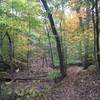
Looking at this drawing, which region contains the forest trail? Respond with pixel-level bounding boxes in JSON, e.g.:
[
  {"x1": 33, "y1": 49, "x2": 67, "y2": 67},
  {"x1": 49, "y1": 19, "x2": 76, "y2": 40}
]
[
  {"x1": 42, "y1": 66, "x2": 100, "y2": 100},
  {"x1": 4, "y1": 57, "x2": 100, "y2": 100},
  {"x1": 34, "y1": 66, "x2": 84, "y2": 100},
  {"x1": 2, "y1": 57, "x2": 100, "y2": 100},
  {"x1": 66, "y1": 66, "x2": 83, "y2": 81},
  {"x1": 13, "y1": 57, "x2": 82, "y2": 85},
  {"x1": 12, "y1": 57, "x2": 85, "y2": 100}
]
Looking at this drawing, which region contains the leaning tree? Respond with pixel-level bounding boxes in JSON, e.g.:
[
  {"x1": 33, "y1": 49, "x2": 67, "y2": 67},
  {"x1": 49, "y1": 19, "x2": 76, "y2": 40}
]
[{"x1": 40, "y1": 0, "x2": 66, "y2": 78}]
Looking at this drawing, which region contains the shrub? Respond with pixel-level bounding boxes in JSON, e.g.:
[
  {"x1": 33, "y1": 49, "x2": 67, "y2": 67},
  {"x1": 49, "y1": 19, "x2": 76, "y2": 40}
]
[{"x1": 48, "y1": 70, "x2": 61, "y2": 80}]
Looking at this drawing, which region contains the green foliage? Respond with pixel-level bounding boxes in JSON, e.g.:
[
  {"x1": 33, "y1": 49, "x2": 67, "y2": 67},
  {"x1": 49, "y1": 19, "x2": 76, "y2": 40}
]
[
  {"x1": 0, "y1": 0, "x2": 95, "y2": 66},
  {"x1": 15, "y1": 85, "x2": 49, "y2": 100},
  {"x1": 0, "y1": 82, "x2": 12, "y2": 96},
  {"x1": 16, "y1": 87, "x2": 38, "y2": 99},
  {"x1": 0, "y1": 0, "x2": 43, "y2": 63},
  {"x1": 48, "y1": 70, "x2": 61, "y2": 79},
  {"x1": 0, "y1": 83, "x2": 49, "y2": 100}
]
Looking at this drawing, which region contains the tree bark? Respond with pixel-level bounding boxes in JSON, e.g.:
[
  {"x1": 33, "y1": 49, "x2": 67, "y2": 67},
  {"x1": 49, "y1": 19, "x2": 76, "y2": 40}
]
[
  {"x1": 6, "y1": 32, "x2": 13, "y2": 62},
  {"x1": 46, "y1": 26, "x2": 54, "y2": 67},
  {"x1": 40, "y1": 0, "x2": 66, "y2": 78},
  {"x1": 0, "y1": 38, "x2": 3, "y2": 62},
  {"x1": 95, "y1": 0, "x2": 100, "y2": 69},
  {"x1": 92, "y1": 0, "x2": 100, "y2": 70},
  {"x1": 92, "y1": 1, "x2": 97, "y2": 67}
]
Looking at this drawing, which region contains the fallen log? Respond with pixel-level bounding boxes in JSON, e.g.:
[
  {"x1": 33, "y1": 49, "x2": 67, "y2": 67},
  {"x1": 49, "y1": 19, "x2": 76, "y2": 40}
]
[
  {"x1": 0, "y1": 77, "x2": 50, "y2": 82},
  {"x1": 0, "y1": 78, "x2": 12, "y2": 82}
]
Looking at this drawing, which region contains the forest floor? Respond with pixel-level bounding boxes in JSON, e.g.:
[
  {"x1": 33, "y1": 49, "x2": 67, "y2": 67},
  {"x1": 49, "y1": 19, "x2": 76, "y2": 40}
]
[
  {"x1": 12, "y1": 56, "x2": 54, "y2": 92},
  {"x1": 15, "y1": 58, "x2": 100, "y2": 100},
  {"x1": 39, "y1": 66, "x2": 100, "y2": 100},
  {"x1": 2, "y1": 57, "x2": 100, "y2": 100}
]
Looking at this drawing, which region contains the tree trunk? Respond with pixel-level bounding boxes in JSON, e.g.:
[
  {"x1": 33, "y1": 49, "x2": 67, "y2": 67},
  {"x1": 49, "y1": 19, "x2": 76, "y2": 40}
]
[
  {"x1": 92, "y1": 1, "x2": 97, "y2": 67},
  {"x1": 46, "y1": 26, "x2": 54, "y2": 67},
  {"x1": 76, "y1": 6, "x2": 89, "y2": 68},
  {"x1": 0, "y1": 38, "x2": 3, "y2": 62},
  {"x1": 92, "y1": 0, "x2": 100, "y2": 70},
  {"x1": 40, "y1": 0, "x2": 66, "y2": 78},
  {"x1": 95, "y1": 0, "x2": 100, "y2": 69},
  {"x1": 6, "y1": 32, "x2": 13, "y2": 62}
]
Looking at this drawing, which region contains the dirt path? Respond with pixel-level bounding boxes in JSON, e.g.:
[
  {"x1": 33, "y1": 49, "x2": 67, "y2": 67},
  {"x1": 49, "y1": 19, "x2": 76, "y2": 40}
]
[
  {"x1": 13, "y1": 59, "x2": 86, "y2": 99},
  {"x1": 43, "y1": 67, "x2": 83, "y2": 100},
  {"x1": 44, "y1": 67, "x2": 100, "y2": 100},
  {"x1": 34, "y1": 66, "x2": 83, "y2": 100},
  {"x1": 7, "y1": 57, "x2": 100, "y2": 100}
]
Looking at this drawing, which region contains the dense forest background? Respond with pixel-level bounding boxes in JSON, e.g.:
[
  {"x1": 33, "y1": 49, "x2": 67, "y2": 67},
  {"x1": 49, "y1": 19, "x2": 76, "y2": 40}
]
[{"x1": 0, "y1": 0, "x2": 100, "y2": 100}]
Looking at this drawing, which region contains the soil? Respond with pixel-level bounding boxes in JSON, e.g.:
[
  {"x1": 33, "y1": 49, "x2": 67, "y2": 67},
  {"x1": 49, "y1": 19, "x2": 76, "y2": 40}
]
[
  {"x1": 43, "y1": 66, "x2": 100, "y2": 100},
  {"x1": 1, "y1": 56, "x2": 100, "y2": 100}
]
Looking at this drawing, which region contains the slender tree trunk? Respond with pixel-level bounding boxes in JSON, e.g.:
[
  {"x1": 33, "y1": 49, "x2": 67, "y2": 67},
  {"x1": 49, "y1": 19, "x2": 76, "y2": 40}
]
[
  {"x1": 95, "y1": 0, "x2": 100, "y2": 69},
  {"x1": 0, "y1": 38, "x2": 3, "y2": 62},
  {"x1": 76, "y1": 6, "x2": 88, "y2": 68},
  {"x1": 92, "y1": 2, "x2": 97, "y2": 67},
  {"x1": 46, "y1": 26, "x2": 54, "y2": 67},
  {"x1": 92, "y1": 0, "x2": 100, "y2": 69},
  {"x1": 6, "y1": 32, "x2": 13, "y2": 62},
  {"x1": 83, "y1": 6, "x2": 92, "y2": 69},
  {"x1": 79, "y1": 41, "x2": 82, "y2": 61},
  {"x1": 41, "y1": 0, "x2": 66, "y2": 78}
]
